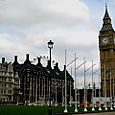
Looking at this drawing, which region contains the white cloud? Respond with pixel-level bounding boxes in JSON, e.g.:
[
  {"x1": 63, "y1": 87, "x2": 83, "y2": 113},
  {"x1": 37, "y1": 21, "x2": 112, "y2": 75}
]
[
  {"x1": 0, "y1": 33, "x2": 33, "y2": 62},
  {"x1": 0, "y1": 0, "x2": 101, "y2": 89},
  {"x1": 25, "y1": 27, "x2": 97, "y2": 48},
  {"x1": 0, "y1": 0, "x2": 90, "y2": 27},
  {"x1": 40, "y1": 0, "x2": 90, "y2": 20}
]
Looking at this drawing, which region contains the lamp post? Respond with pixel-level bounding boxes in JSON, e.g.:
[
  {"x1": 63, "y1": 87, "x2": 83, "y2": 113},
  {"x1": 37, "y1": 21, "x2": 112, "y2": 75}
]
[
  {"x1": 110, "y1": 67, "x2": 113, "y2": 110},
  {"x1": 70, "y1": 66, "x2": 72, "y2": 107},
  {"x1": 101, "y1": 65, "x2": 111, "y2": 110},
  {"x1": 74, "y1": 53, "x2": 78, "y2": 112},
  {"x1": 83, "y1": 60, "x2": 95, "y2": 112},
  {"x1": 64, "y1": 49, "x2": 67, "y2": 113},
  {"x1": 76, "y1": 60, "x2": 87, "y2": 109},
  {"x1": 47, "y1": 40, "x2": 54, "y2": 115},
  {"x1": 92, "y1": 60, "x2": 95, "y2": 111},
  {"x1": 64, "y1": 50, "x2": 78, "y2": 113},
  {"x1": 92, "y1": 67, "x2": 101, "y2": 111},
  {"x1": 74, "y1": 56, "x2": 87, "y2": 112},
  {"x1": 83, "y1": 57, "x2": 87, "y2": 112},
  {"x1": 98, "y1": 68, "x2": 102, "y2": 111}
]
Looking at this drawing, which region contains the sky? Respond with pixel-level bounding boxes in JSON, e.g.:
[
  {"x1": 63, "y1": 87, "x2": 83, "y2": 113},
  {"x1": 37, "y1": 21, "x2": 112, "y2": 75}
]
[{"x1": 0, "y1": 0, "x2": 115, "y2": 88}]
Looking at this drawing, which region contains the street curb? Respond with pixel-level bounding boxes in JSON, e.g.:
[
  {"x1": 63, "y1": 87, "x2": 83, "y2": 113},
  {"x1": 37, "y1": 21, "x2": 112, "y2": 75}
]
[{"x1": 54, "y1": 110, "x2": 115, "y2": 115}]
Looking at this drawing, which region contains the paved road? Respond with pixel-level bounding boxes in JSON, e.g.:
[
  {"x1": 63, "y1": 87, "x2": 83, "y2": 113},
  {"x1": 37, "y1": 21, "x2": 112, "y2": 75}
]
[{"x1": 72, "y1": 112, "x2": 115, "y2": 115}]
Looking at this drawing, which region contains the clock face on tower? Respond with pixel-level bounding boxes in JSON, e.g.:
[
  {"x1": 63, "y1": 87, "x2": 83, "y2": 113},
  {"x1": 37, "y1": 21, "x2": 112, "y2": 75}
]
[{"x1": 102, "y1": 37, "x2": 109, "y2": 45}]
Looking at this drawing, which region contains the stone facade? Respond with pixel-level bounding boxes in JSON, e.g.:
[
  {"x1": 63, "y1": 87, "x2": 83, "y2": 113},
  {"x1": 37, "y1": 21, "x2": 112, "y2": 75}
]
[
  {"x1": 0, "y1": 58, "x2": 20, "y2": 103},
  {"x1": 12, "y1": 54, "x2": 74, "y2": 105},
  {"x1": 99, "y1": 7, "x2": 115, "y2": 97}
]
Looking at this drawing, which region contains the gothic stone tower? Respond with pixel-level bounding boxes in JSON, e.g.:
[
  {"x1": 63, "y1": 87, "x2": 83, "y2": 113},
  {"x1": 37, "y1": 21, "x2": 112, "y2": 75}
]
[{"x1": 99, "y1": 6, "x2": 115, "y2": 97}]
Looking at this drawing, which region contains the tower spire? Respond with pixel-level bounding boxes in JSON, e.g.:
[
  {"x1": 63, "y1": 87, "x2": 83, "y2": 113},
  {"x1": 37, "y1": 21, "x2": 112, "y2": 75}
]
[
  {"x1": 100, "y1": 2, "x2": 114, "y2": 32},
  {"x1": 105, "y1": 0, "x2": 108, "y2": 8},
  {"x1": 103, "y1": 1, "x2": 110, "y2": 20}
]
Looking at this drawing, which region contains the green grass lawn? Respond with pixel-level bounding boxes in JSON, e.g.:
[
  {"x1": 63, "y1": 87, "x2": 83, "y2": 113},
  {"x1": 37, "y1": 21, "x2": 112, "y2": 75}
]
[
  {"x1": 0, "y1": 105, "x2": 64, "y2": 115},
  {"x1": 0, "y1": 105, "x2": 48, "y2": 115},
  {"x1": 0, "y1": 105, "x2": 115, "y2": 115},
  {"x1": 0, "y1": 105, "x2": 69, "y2": 115}
]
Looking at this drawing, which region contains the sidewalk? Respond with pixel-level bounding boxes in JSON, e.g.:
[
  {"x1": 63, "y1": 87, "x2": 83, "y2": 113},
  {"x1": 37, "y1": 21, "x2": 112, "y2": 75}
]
[{"x1": 72, "y1": 112, "x2": 115, "y2": 115}]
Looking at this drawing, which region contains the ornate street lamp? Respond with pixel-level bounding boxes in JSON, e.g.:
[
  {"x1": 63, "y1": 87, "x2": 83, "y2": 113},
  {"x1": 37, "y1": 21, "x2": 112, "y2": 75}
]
[{"x1": 47, "y1": 40, "x2": 54, "y2": 115}]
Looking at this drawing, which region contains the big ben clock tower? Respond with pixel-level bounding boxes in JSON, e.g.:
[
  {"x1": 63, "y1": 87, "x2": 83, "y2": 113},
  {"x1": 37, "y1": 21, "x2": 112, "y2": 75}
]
[{"x1": 99, "y1": 6, "x2": 115, "y2": 97}]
